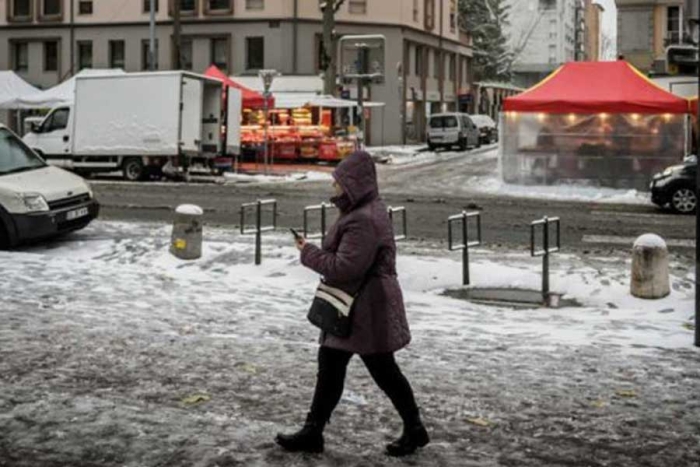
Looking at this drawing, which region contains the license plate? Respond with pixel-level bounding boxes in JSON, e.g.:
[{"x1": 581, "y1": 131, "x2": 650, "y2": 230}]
[{"x1": 66, "y1": 207, "x2": 89, "y2": 221}]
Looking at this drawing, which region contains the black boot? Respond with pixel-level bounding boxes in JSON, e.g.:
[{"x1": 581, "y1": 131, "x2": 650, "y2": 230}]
[
  {"x1": 386, "y1": 421, "x2": 430, "y2": 457},
  {"x1": 275, "y1": 415, "x2": 325, "y2": 454}
]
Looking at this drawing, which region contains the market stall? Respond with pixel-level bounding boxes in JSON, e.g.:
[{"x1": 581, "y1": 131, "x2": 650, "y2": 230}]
[{"x1": 501, "y1": 61, "x2": 692, "y2": 189}]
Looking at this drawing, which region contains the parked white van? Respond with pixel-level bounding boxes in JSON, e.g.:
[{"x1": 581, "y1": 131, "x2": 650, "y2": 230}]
[
  {"x1": 0, "y1": 125, "x2": 98, "y2": 248},
  {"x1": 426, "y1": 113, "x2": 481, "y2": 152}
]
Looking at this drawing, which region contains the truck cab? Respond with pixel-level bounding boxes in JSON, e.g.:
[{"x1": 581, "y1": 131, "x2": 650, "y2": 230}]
[
  {"x1": 22, "y1": 105, "x2": 73, "y2": 169},
  {"x1": 0, "y1": 124, "x2": 98, "y2": 248}
]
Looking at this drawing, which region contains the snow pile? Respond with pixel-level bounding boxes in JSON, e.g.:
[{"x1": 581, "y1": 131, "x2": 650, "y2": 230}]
[
  {"x1": 633, "y1": 233, "x2": 668, "y2": 249},
  {"x1": 224, "y1": 170, "x2": 333, "y2": 184},
  {"x1": 175, "y1": 204, "x2": 204, "y2": 216}
]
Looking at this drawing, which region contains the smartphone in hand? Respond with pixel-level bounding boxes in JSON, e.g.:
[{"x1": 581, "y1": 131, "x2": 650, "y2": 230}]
[{"x1": 290, "y1": 228, "x2": 303, "y2": 240}]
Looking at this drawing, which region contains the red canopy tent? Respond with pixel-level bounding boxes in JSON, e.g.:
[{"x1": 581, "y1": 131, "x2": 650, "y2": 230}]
[
  {"x1": 503, "y1": 61, "x2": 689, "y2": 114},
  {"x1": 204, "y1": 65, "x2": 274, "y2": 109}
]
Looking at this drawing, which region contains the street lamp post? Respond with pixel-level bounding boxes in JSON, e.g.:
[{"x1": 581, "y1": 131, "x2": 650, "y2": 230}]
[{"x1": 258, "y1": 69, "x2": 278, "y2": 175}]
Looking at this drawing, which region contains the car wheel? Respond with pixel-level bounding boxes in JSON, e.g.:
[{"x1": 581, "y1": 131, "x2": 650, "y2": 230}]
[
  {"x1": 123, "y1": 157, "x2": 145, "y2": 181},
  {"x1": 670, "y1": 186, "x2": 697, "y2": 214},
  {"x1": 458, "y1": 137, "x2": 468, "y2": 151}
]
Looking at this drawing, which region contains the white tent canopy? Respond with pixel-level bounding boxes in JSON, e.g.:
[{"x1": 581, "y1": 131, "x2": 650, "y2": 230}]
[
  {"x1": 0, "y1": 71, "x2": 42, "y2": 110},
  {"x1": 306, "y1": 95, "x2": 386, "y2": 108},
  {"x1": 15, "y1": 68, "x2": 126, "y2": 109}
]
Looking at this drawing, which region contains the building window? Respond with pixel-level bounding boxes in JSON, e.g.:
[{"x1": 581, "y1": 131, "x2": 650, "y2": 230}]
[
  {"x1": 433, "y1": 50, "x2": 440, "y2": 79},
  {"x1": 171, "y1": 0, "x2": 197, "y2": 14},
  {"x1": 181, "y1": 39, "x2": 193, "y2": 70},
  {"x1": 109, "y1": 40, "x2": 126, "y2": 69},
  {"x1": 667, "y1": 6, "x2": 681, "y2": 44},
  {"x1": 348, "y1": 0, "x2": 366, "y2": 14},
  {"x1": 44, "y1": 41, "x2": 58, "y2": 72},
  {"x1": 206, "y1": 0, "x2": 231, "y2": 13},
  {"x1": 415, "y1": 45, "x2": 423, "y2": 76},
  {"x1": 78, "y1": 41, "x2": 93, "y2": 70},
  {"x1": 548, "y1": 44, "x2": 557, "y2": 64},
  {"x1": 413, "y1": 0, "x2": 419, "y2": 22},
  {"x1": 78, "y1": 1, "x2": 93, "y2": 14},
  {"x1": 211, "y1": 38, "x2": 229, "y2": 72},
  {"x1": 143, "y1": 0, "x2": 159, "y2": 12},
  {"x1": 10, "y1": 0, "x2": 32, "y2": 20},
  {"x1": 424, "y1": 0, "x2": 435, "y2": 30},
  {"x1": 449, "y1": 0, "x2": 456, "y2": 32},
  {"x1": 449, "y1": 54, "x2": 456, "y2": 81},
  {"x1": 246, "y1": 0, "x2": 264, "y2": 10},
  {"x1": 42, "y1": 0, "x2": 61, "y2": 17},
  {"x1": 246, "y1": 36, "x2": 264, "y2": 70},
  {"x1": 13, "y1": 42, "x2": 29, "y2": 72},
  {"x1": 142, "y1": 40, "x2": 159, "y2": 70}
]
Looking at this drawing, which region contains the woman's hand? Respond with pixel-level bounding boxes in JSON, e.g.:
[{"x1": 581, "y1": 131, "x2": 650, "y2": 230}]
[{"x1": 295, "y1": 236, "x2": 306, "y2": 251}]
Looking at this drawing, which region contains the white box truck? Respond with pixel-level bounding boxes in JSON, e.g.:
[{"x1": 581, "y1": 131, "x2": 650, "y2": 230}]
[{"x1": 23, "y1": 71, "x2": 242, "y2": 181}]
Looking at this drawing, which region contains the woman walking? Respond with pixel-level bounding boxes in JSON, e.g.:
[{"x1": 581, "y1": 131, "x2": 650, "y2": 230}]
[{"x1": 275, "y1": 151, "x2": 429, "y2": 457}]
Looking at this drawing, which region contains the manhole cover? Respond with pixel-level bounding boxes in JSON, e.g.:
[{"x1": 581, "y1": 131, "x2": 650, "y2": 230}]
[{"x1": 442, "y1": 287, "x2": 581, "y2": 309}]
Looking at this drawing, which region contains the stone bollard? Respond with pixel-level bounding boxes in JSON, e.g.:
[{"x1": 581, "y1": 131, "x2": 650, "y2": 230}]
[
  {"x1": 631, "y1": 234, "x2": 670, "y2": 299},
  {"x1": 170, "y1": 204, "x2": 203, "y2": 260}
]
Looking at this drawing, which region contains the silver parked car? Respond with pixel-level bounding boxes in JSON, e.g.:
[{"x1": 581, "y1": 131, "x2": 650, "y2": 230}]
[{"x1": 426, "y1": 113, "x2": 481, "y2": 152}]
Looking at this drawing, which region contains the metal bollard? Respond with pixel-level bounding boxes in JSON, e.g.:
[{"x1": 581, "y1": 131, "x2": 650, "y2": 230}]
[
  {"x1": 388, "y1": 206, "x2": 408, "y2": 241},
  {"x1": 530, "y1": 216, "x2": 561, "y2": 303},
  {"x1": 448, "y1": 211, "x2": 482, "y2": 285},
  {"x1": 303, "y1": 202, "x2": 333, "y2": 242},
  {"x1": 240, "y1": 199, "x2": 277, "y2": 265}
]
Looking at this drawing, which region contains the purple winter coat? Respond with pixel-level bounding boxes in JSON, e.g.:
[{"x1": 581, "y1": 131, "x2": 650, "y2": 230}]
[{"x1": 300, "y1": 151, "x2": 411, "y2": 355}]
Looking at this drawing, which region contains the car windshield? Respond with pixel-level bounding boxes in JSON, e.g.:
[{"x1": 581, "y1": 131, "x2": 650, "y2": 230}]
[
  {"x1": 0, "y1": 129, "x2": 46, "y2": 176},
  {"x1": 430, "y1": 116, "x2": 458, "y2": 129}
]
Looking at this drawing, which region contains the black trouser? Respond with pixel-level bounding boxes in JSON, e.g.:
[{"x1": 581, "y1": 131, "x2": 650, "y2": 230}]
[{"x1": 309, "y1": 346, "x2": 420, "y2": 428}]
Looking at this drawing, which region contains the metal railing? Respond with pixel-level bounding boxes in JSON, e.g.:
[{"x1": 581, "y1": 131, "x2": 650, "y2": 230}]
[
  {"x1": 388, "y1": 206, "x2": 408, "y2": 241},
  {"x1": 448, "y1": 211, "x2": 482, "y2": 285},
  {"x1": 303, "y1": 202, "x2": 333, "y2": 242},
  {"x1": 240, "y1": 199, "x2": 277, "y2": 265},
  {"x1": 530, "y1": 216, "x2": 561, "y2": 302}
]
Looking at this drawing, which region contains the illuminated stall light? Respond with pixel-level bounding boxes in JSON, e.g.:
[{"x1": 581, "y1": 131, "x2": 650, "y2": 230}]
[
  {"x1": 663, "y1": 113, "x2": 673, "y2": 122},
  {"x1": 567, "y1": 113, "x2": 577, "y2": 123},
  {"x1": 631, "y1": 113, "x2": 640, "y2": 122},
  {"x1": 599, "y1": 113, "x2": 608, "y2": 120},
  {"x1": 537, "y1": 113, "x2": 546, "y2": 122}
]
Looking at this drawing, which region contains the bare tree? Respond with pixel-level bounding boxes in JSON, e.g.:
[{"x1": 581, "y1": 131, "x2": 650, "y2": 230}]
[{"x1": 320, "y1": 0, "x2": 346, "y2": 96}]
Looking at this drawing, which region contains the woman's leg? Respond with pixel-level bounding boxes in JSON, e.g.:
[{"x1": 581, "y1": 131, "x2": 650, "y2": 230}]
[
  {"x1": 309, "y1": 346, "x2": 354, "y2": 424},
  {"x1": 361, "y1": 352, "x2": 419, "y2": 425},
  {"x1": 361, "y1": 352, "x2": 429, "y2": 456},
  {"x1": 276, "y1": 346, "x2": 353, "y2": 453}
]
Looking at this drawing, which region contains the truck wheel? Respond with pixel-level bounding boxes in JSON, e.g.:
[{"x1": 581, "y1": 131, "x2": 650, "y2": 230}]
[
  {"x1": 123, "y1": 158, "x2": 145, "y2": 181},
  {"x1": 458, "y1": 138, "x2": 467, "y2": 151}
]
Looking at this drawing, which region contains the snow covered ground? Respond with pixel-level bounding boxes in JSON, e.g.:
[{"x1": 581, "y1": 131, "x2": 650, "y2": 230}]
[{"x1": 0, "y1": 221, "x2": 698, "y2": 466}]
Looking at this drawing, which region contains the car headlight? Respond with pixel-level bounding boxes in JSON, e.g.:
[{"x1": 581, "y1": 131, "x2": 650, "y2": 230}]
[
  {"x1": 21, "y1": 193, "x2": 49, "y2": 212},
  {"x1": 662, "y1": 165, "x2": 684, "y2": 177}
]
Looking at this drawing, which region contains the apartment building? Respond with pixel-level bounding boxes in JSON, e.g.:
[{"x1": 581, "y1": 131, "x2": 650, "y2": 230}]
[
  {"x1": 584, "y1": 0, "x2": 604, "y2": 61},
  {"x1": 616, "y1": 0, "x2": 699, "y2": 74},
  {"x1": 0, "y1": 0, "x2": 473, "y2": 145},
  {"x1": 505, "y1": 0, "x2": 586, "y2": 88}
]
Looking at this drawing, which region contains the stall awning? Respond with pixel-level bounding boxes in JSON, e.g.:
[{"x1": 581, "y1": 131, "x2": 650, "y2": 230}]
[
  {"x1": 503, "y1": 61, "x2": 691, "y2": 114},
  {"x1": 205, "y1": 66, "x2": 273, "y2": 109},
  {"x1": 691, "y1": 96, "x2": 698, "y2": 116},
  {"x1": 0, "y1": 71, "x2": 42, "y2": 110}
]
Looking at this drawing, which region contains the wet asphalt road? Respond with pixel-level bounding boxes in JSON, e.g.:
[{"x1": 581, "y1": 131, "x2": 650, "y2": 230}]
[{"x1": 91, "y1": 148, "x2": 696, "y2": 258}]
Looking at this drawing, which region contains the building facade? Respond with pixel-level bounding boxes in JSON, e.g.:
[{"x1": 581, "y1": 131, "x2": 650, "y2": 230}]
[
  {"x1": 616, "y1": 0, "x2": 699, "y2": 74},
  {"x1": 505, "y1": 0, "x2": 586, "y2": 88},
  {"x1": 0, "y1": 0, "x2": 473, "y2": 145},
  {"x1": 584, "y1": 0, "x2": 604, "y2": 61}
]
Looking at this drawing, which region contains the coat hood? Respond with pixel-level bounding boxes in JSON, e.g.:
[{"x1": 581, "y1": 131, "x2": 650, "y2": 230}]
[{"x1": 332, "y1": 151, "x2": 378, "y2": 210}]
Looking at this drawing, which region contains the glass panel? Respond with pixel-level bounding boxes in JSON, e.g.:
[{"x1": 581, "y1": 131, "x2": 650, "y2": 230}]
[
  {"x1": 79, "y1": 1, "x2": 93, "y2": 14},
  {"x1": 44, "y1": 0, "x2": 61, "y2": 16},
  {"x1": 110, "y1": 41, "x2": 125, "y2": 69},
  {"x1": 144, "y1": 0, "x2": 159, "y2": 12},
  {"x1": 246, "y1": 0, "x2": 264, "y2": 10},
  {"x1": 51, "y1": 109, "x2": 69, "y2": 130},
  {"x1": 13, "y1": 0, "x2": 31, "y2": 17},
  {"x1": 44, "y1": 41, "x2": 58, "y2": 71},
  {"x1": 349, "y1": 0, "x2": 366, "y2": 14},
  {"x1": 79, "y1": 42, "x2": 92, "y2": 70},
  {"x1": 14, "y1": 43, "x2": 28, "y2": 72},
  {"x1": 142, "y1": 40, "x2": 159, "y2": 70},
  {"x1": 181, "y1": 0, "x2": 195, "y2": 12},
  {"x1": 0, "y1": 129, "x2": 45, "y2": 174},
  {"x1": 181, "y1": 40, "x2": 193, "y2": 70},
  {"x1": 209, "y1": 0, "x2": 230, "y2": 10},
  {"x1": 246, "y1": 37, "x2": 264, "y2": 70}
]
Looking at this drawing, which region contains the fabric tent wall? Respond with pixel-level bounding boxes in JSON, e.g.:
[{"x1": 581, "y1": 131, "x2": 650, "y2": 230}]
[
  {"x1": 0, "y1": 71, "x2": 42, "y2": 110},
  {"x1": 503, "y1": 61, "x2": 690, "y2": 115},
  {"x1": 15, "y1": 69, "x2": 126, "y2": 109}
]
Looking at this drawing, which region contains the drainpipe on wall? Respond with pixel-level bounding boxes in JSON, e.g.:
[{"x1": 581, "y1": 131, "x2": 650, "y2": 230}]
[
  {"x1": 439, "y1": 0, "x2": 444, "y2": 109},
  {"x1": 293, "y1": 0, "x2": 298, "y2": 74},
  {"x1": 70, "y1": 0, "x2": 75, "y2": 76}
]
